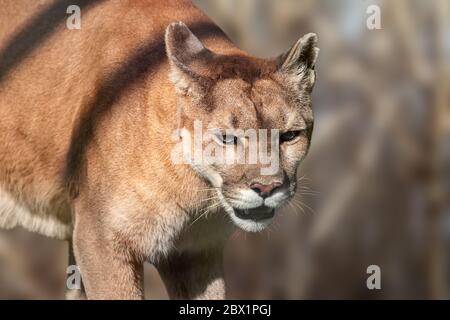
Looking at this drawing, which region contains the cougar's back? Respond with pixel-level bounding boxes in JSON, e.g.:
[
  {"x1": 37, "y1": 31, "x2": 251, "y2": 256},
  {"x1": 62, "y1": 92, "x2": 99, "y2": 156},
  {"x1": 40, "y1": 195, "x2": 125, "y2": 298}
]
[{"x1": 0, "y1": 0, "x2": 219, "y2": 239}]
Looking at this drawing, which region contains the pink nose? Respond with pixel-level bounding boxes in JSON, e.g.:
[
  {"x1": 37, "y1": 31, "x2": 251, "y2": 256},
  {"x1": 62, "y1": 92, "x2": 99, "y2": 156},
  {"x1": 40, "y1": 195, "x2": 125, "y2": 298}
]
[{"x1": 250, "y1": 182, "x2": 282, "y2": 198}]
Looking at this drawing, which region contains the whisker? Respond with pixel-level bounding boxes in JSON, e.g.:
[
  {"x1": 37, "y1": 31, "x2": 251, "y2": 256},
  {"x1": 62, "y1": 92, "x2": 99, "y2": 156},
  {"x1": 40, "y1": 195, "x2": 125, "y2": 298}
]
[
  {"x1": 289, "y1": 198, "x2": 307, "y2": 215},
  {"x1": 199, "y1": 196, "x2": 220, "y2": 203},
  {"x1": 298, "y1": 192, "x2": 320, "y2": 197},
  {"x1": 196, "y1": 188, "x2": 219, "y2": 192},
  {"x1": 298, "y1": 200, "x2": 315, "y2": 215},
  {"x1": 292, "y1": 196, "x2": 316, "y2": 216},
  {"x1": 298, "y1": 186, "x2": 320, "y2": 194},
  {"x1": 297, "y1": 176, "x2": 311, "y2": 183},
  {"x1": 189, "y1": 200, "x2": 221, "y2": 228}
]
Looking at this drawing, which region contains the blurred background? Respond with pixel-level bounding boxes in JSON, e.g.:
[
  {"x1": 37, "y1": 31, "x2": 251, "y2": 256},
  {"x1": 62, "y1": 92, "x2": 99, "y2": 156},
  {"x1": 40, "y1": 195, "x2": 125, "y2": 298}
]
[{"x1": 0, "y1": 0, "x2": 449, "y2": 299}]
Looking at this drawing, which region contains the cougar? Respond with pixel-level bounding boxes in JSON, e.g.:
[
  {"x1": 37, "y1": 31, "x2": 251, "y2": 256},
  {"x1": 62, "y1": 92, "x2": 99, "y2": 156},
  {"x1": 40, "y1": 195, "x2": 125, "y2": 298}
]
[{"x1": 0, "y1": 0, "x2": 318, "y2": 299}]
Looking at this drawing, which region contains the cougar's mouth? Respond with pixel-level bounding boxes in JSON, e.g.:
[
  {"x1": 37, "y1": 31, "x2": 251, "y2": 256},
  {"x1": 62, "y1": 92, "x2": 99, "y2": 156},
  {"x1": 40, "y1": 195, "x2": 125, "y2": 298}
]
[
  {"x1": 234, "y1": 206, "x2": 275, "y2": 221},
  {"x1": 216, "y1": 190, "x2": 275, "y2": 232}
]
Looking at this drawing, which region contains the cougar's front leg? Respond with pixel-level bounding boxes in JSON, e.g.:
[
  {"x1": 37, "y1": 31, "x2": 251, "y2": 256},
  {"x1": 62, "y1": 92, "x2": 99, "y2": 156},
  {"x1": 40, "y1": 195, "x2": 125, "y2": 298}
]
[
  {"x1": 157, "y1": 248, "x2": 226, "y2": 300},
  {"x1": 72, "y1": 205, "x2": 144, "y2": 300}
]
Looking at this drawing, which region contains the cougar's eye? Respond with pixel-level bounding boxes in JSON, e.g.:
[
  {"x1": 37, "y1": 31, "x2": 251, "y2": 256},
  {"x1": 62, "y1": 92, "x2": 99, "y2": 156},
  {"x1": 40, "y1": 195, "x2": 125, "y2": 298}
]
[
  {"x1": 280, "y1": 130, "x2": 302, "y2": 143},
  {"x1": 217, "y1": 134, "x2": 238, "y2": 145}
]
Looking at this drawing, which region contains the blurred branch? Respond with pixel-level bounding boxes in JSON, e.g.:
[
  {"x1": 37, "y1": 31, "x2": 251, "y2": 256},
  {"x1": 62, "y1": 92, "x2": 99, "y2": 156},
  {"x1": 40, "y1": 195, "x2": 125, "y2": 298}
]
[
  {"x1": 310, "y1": 97, "x2": 399, "y2": 244},
  {"x1": 389, "y1": 0, "x2": 433, "y2": 85},
  {"x1": 423, "y1": 0, "x2": 450, "y2": 300}
]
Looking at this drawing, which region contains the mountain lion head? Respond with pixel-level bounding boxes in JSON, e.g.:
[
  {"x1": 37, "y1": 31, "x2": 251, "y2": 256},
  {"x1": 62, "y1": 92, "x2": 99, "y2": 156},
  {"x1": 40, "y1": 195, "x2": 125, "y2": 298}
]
[{"x1": 166, "y1": 22, "x2": 319, "y2": 232}]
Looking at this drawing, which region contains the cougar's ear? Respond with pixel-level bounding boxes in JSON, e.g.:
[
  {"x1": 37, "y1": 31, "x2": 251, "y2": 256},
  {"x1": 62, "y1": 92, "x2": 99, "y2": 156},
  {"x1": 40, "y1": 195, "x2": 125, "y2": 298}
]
[
  {"x1": 277, "y1": 33, "x2": 319, "y2": 91},
  {"x1": 165, "y1": 22, "x2": 213, "y2": 95}
]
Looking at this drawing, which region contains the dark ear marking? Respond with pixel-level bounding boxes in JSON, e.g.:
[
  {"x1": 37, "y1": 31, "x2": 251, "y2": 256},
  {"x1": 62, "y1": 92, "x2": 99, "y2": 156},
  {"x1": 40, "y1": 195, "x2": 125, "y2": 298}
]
[
  {"x1": 277, "y1": 33, "x2": 319, "y2": 89},
  {"x1": 165, "y1": 22, "x2": 208, "y2": 72},
  {"x1": 279, "y1": 33, "x2": 319, "y2": 73},
  {"x1": 165, "y1": 21, "x2": 213, "y2": 94}
]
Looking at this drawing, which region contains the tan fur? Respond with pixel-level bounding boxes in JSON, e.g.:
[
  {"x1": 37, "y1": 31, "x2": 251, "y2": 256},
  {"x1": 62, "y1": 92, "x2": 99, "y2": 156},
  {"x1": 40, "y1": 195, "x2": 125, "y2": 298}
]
[{"x1": 0, "y1": 0, "x2": 318, "y2": 299}]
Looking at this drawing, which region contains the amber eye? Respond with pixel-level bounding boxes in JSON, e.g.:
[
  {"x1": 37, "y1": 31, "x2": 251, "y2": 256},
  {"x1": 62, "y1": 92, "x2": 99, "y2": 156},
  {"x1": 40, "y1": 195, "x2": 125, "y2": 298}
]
[
  {"x1": 280, "y1": 130, "x2": 302, "y2": 143},
  {"x1": 218, "y1": 134, "x2": 238, "y2": 145}
]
